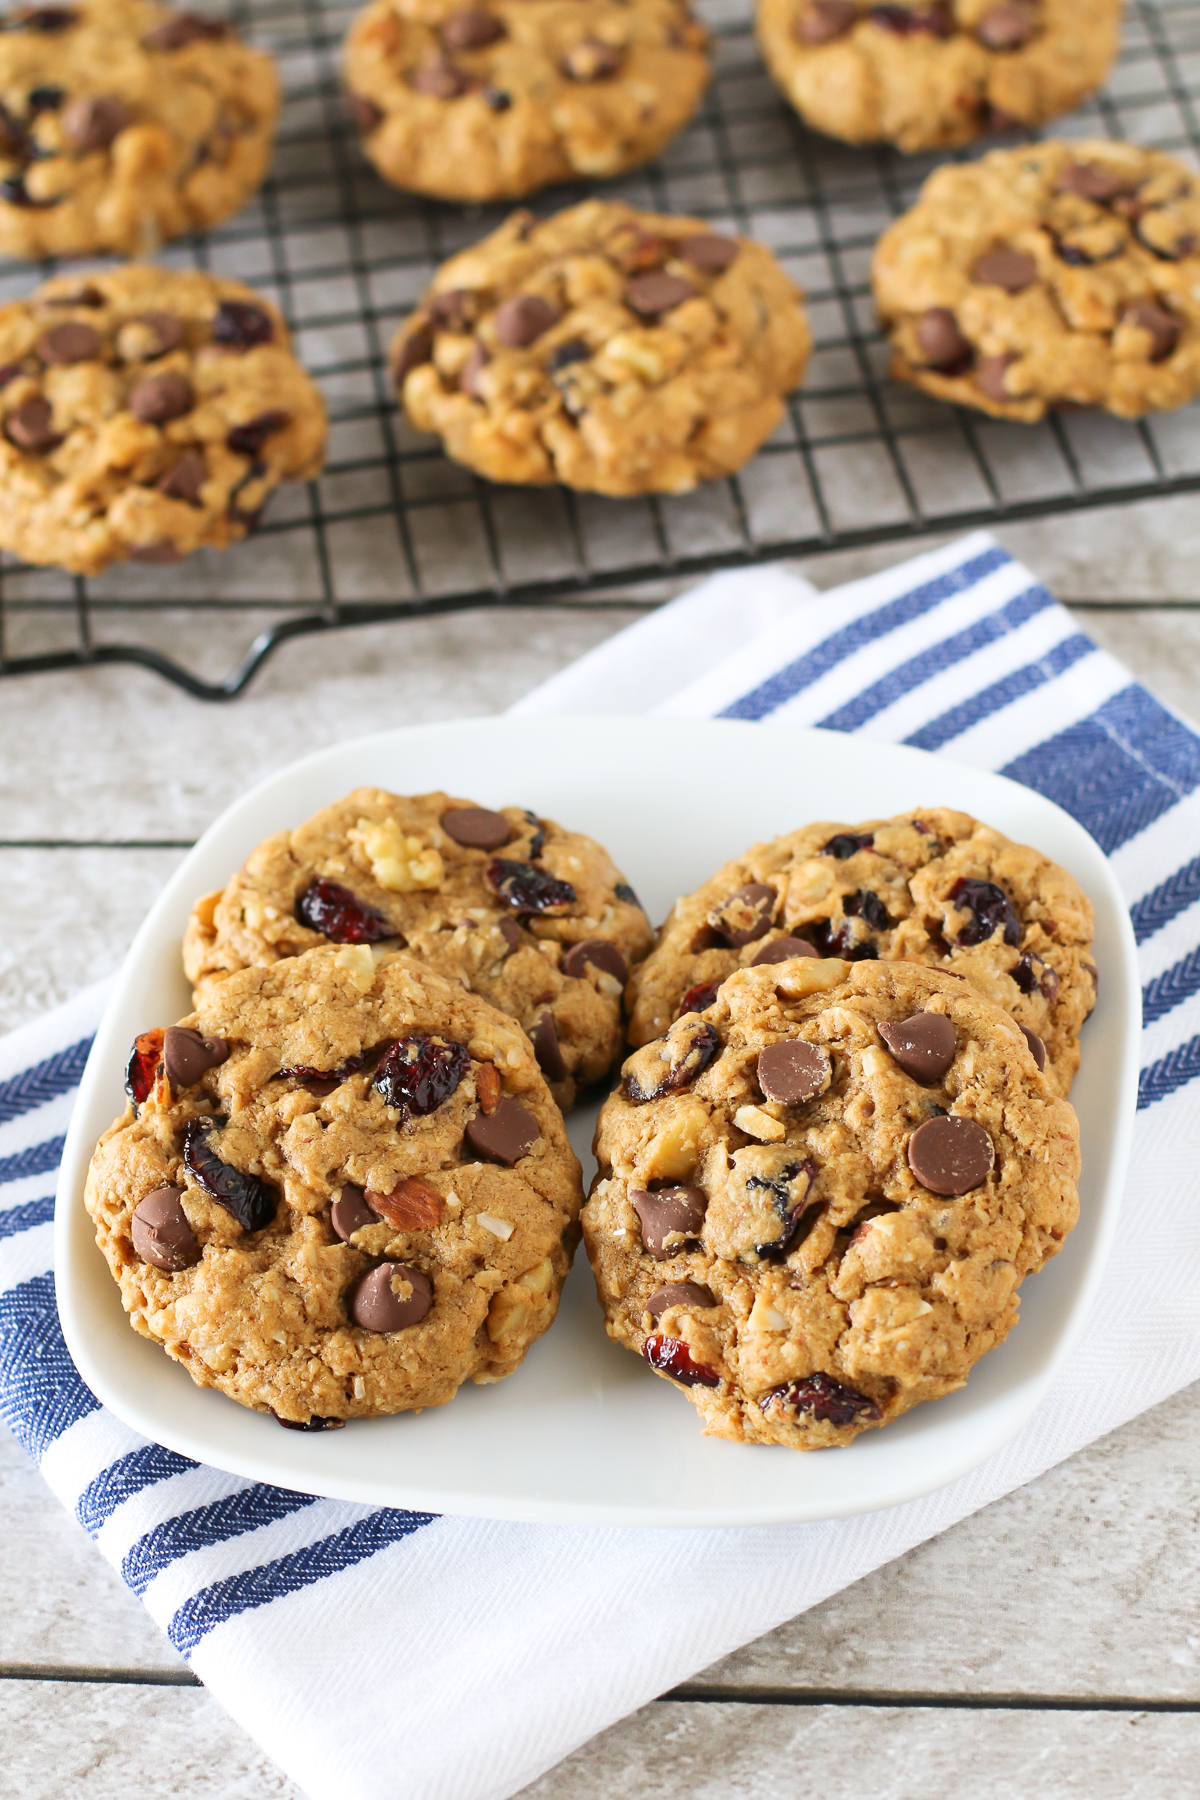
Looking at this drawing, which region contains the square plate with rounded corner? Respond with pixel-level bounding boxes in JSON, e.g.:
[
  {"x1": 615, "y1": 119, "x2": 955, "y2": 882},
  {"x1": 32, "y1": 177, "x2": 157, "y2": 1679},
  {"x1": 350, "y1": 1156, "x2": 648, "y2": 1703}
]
[{"x1": 55, "y1": 716, "x2": 1139, "y2": 1528}]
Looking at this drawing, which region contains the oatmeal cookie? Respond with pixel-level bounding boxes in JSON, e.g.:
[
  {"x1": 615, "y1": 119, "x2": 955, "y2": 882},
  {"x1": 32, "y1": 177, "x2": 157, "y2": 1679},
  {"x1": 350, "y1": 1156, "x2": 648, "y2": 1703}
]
[
  {"x1": 184, "y1": 787, "x2": 654, "y2": 1109},
  {"x1": 873, "y1": 140, "x2": 1200, "y2": 421},
  {"x1": 0, "y1": 264, "x2": 326, "y2": 576},
  {"x1": 0, "y1": 2, "x2": 279, "y2": 259},
  {"x1": 85, "y1": 945, "x2": 584, "y2": 1424},
  {"x1": 757, "y1": 0, "x2": 1119, "y2": 155},
  {"x1": 390, "y1": 199, "x2": 811, "y2": 496},
  {"x1": 343, "y1": 0, "x2": 709, "y2": 202},
  {"x1": 584, "y1": 956, "x2": 1080, "y2": 1448},
  {"x1": 625, "y1": 808, "x2": 1096, "y2": 1096}
]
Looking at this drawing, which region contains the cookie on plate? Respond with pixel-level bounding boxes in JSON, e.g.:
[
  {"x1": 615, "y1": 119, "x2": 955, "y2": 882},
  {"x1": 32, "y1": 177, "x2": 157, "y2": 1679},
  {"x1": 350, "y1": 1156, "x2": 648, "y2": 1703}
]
[
  {"x1": 184, "y1": 787, "x2": 654, "y2": 1110},
  {"x1": 343, "y1": 0, "x2": 709, "y2": 202},
  {"x1": 584, "y1": 956, "x2": 1080, "y2": 1448},
  {"x1": 874, "y1": 140, "x2": 1200, "y2": 421},
  {"x1": 0, "y1": 1, "x2": 279, "y2": 259},
  {"x1": 625, "y1": 808, "x2": 1096, "y2": 1096},
  {"x1": 756, "y1": 0, "x2": 1120, "y2": 155},
  {"x1": 390, "y1": 200, "x2": 811, "y2": 495},
  {"x1": 85, "y1": 945, "x2": 584, "y2": 1425},
  {"x1": 0, "y1": 265, "x2": 326, "y2": 575}
]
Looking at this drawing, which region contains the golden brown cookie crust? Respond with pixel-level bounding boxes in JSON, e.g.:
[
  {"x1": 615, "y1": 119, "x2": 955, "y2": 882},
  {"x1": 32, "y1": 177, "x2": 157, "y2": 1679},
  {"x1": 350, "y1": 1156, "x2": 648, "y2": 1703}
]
[
  {"x1": 344, "y1": 0, "x2": 709, "y2": 201},
  {"x1": 184, "y1": 786, "x2": 654, "y2": 1110},
  {"x1": 873, "y1": 140, "x2": 1200, "y2": 421},
  {"x1": 585, "y1": 957, "x2": 1080, "y2": 1448},
  {"x1": 0, "y1": 265, "x2": 327, "y2": 576},
  {"x1": 756, "y1": 0, "x2": 1120, "y2": 154},
  {"x1": 0, "y1": 1, "x2": 279, "y2": 258},
  {"x1": 625, "y1": 807, "x2": 1096, "y2": 1096},
  {"x1": 391, "y1": 199, "x2": 812, "y2": 496},
  {"x1": 85, "y1": 947, "x2": 584, "y2": 1424}
]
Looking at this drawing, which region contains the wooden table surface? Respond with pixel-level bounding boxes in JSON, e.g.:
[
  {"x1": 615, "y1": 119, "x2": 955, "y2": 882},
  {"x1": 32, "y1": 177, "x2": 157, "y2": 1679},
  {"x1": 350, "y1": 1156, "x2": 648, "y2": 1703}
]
[{"x1": 5, "y1": 496, "x2": 1200, "y2": 1799}]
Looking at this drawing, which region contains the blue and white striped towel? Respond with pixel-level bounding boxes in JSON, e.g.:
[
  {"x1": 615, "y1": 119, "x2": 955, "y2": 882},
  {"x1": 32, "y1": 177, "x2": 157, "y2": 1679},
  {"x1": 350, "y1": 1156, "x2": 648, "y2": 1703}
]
[{"x1": 5, "y1": 529, "x2": 1200, "y2": 1800}]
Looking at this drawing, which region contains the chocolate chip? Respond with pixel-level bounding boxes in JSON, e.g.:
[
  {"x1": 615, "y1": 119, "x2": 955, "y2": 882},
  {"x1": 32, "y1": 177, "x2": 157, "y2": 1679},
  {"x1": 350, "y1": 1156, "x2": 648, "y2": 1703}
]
[
  {"x1": 227, "y1": 409, "x2": 289, "y2": 455},
  {"x1": 548, "y1": 337, "x2": 590, "y2": 372},
  {"x1": 625, "y1": 271, "x2": 695, "y2": 317},
  {"x1": 975, "y1": 1, "x2": 1035, "y2": 48},
  {"x1": 129, "y1": 370, "x2": 193, "y2": 424},
  {"x1": 348, "y1": 1261, "x2": 433, "y2": 1331},
  {"x1": 970, "y1": 246, "x2": 1038, "y2": 292},
  {"x1": 331, "y1": 1184, "x2": 375, "y2": 1241},
  {"x1": 17, "y1": 7, "x2": 77, "y2": 30},
  {"x1": 0, "y1": 362, "x2": 20, "y2": 388},
  {"x1": 162, "y1": 1025, "x2": 228, "y2": 1087},
  {"x1": 441, "y1": 805, "x2": 510, "y2": 849},
  {"x1": 347, "y1": 89, "x2": 383, "y2": 132},
  {"x1": 131, "y1": 1186, "x2": 200, "y2": 1272},
  {"x1": 907, "y1": 1115, "x2": 993, "y2": 1195},
  {"x1": 482, "y1": 84, "x2": 510, "y2": 110},
  {"x1": 60, "y1": 94, "x2": 130, "y2": 150},
  {"x1": 27, "y1": 88, "x2": 62, "y2": 116},
  {"x1": 710, "y1": 882, "x2": 776, "y2": 947},
  {"x1": 131, "y1": 310, "x2": 186, "y2": 358},
  {"x1": 460, "y1": 342, "x2": 490, "y2": 398},
  {"x1": 631, "y1": 1186, "x2": 707, "y2": 1259},
  {"x1": 1020, "y1": 1024, "x2": 1046, "y2": 1070},
  {"x1": 823, "y1": 831, "x2": 873, "y2": 860},
  {"x1": 561, "y1": 938, "x2": 628, "y2": 984},
  {"x1": 532, "y1": 1011, "x2": 567, "y2": 1082},
  {"x1": 562, "y1": 37, "x2": 623, "y2": 79},
  {"x1": 751, "y1": 936, "x2": 819, "y2": 966},
  {"x1": 393, "y1": 322, "x2": 434, "y2": 383},
  {"x1": 429, "y1": 289, "x2": 475, "y2": 328},
  {"x1": 794, "y1": 0, "x2": 857, "y2": 42},
  {"x1": 1057, "y1": 160, "x2": 1133, "y2": 202},
  {"x1": 157, "y1": 450, "x2": 206, "y2": 504},
  {"x1": 976, "y1": 352, "x2": 1017, "y2": 402},
  {"x1": 44, "y1": 284, "x2": 103, "y2": 308},
  {"x1": 915, "y1": 306, "x2": 971, "y2": 371},
  {"x1": 6, "y1": 396, "x2": 60, "y2": 452},
  {"x1": 0, "y1": 175, "x2": 38, "y2": 208},
  {"x1": 130, "y1": 539, "x2": 185, "y2": 563},
  {"x1": 465, "y1": 1096, "x2": 540, "y2": 1164},
  {"x1": 143, "y1": 12, "x2": 230, "y2": 50},
  {"x1": 757, "y1": 1039, "x2": 829, "y2": 1104},
  {"x1": 410, "y1": 56, "x2": 470, "y2": 97},
  {"x1": 1121, "y1": 300, "x2": 1180, "y2": 362},
  {"x1": 440, "y1": 8, "x2": 505, "y2": 48},
  {"x1": 870, "y1": 2, "x2": 952, "y2": 34},
  {"x1": 39, "y1": 321, "x2": 101, "y2": 364},
  {"x1": 498, "y1": 917, "x2": 522, "y2": 952},
  {"x1": 212, "y1": 299, "x2": 274, "y2": 349},
  {"x1": 646, "y1": 1281, "x2": 715, "y2": 1318},
  {"x1": 493, "y1": 293, "x2": 559, "y2": 348},
  {"x1": 878, "y1": 1012, "x2": 956, "y2": 1083},
  {"x1": 677, "y1": 233, "x2": 740, "y2": 274}
]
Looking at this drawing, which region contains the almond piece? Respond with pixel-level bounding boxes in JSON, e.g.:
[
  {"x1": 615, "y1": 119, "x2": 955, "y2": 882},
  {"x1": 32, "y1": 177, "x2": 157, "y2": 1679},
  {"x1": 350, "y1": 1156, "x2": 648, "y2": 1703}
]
[
  {"x1": 476, "y1": 1061, "x2": 502, "y2": 1114},
  {"x1": 365, "y1": 1176, "x2": 444, "y2": 1230}
]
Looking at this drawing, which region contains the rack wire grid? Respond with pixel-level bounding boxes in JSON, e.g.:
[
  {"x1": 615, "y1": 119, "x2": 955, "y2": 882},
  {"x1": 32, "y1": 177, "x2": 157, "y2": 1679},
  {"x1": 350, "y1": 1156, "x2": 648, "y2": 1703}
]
[{"x1": 0, "y1": 0, "x2": 1198, "y2": 699}]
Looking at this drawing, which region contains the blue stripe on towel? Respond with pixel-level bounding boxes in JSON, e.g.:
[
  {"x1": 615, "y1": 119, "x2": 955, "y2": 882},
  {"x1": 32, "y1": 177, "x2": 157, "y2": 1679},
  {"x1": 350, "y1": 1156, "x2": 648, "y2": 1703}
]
[
  {"x1": 78, "y1": 1443, "x2": 201, "y2": 1537},
  {"x1": 0, "y1": 1272, "x2": 99, "y2": 1457},
  {"x1": 0, "y1": 1195, "x2": 53, "y2": 1241},
  {"x1": 124, "y1": 1485, "x2": 319, "y2": 1596},
  {"x1": 0, "y1": 1037, "x2": 93, "y2": 1126},
  {"x1": 905, "y1": 634, "x2": 1094, "y2": 753},
  {"x1": 0, "y1": 1137, "x2": 66, "y2": 1187},
  {"x1": 1129, "y1": 854, "x2": 1200, "y2": 946}
]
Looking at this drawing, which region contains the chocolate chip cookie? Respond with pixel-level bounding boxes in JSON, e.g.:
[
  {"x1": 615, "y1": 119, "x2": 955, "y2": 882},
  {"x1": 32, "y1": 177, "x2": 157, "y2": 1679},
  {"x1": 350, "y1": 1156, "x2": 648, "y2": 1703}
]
[
  {"x1": 874, "y1": 140, "x2": 1200, "y2": 421},
  {"x1": 390, "y1": 199, "x2": 811, "y2": 495},
  {"x1": 584, "y1": 956, "x2": 1080, "y2": 1448},
  {"x1": 0, "y1": 2, "x2": 279, "y2": 258},
  {"x1": 625, "y1": 808, "x2": 1096, "y2": 1097},
  {"x1": 757, "y1": 0, "x2": 1119, "y2": 154},
  {"x1": 184, "y1": 787, "x2": 654, "y2": 1110},
  {"x1": 85, "y1": 945, "x2": 584, "y2": 1424},
  {"x1": 0, "y1": 264, "x2": 327, "y2": 575},
  {"x1": 344, "y1": 0, "x2": 709, "y2": 202}
]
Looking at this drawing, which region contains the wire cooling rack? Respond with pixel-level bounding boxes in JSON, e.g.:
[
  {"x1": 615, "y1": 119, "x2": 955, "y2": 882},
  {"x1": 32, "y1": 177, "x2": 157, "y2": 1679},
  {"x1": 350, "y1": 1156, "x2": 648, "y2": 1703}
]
[{"x1": 1, "y1": 0, "x2": 1198, "y2": 699}]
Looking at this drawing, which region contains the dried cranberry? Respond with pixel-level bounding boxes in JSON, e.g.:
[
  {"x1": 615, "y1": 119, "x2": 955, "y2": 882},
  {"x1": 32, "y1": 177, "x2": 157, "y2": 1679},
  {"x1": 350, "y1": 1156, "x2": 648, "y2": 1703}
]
[
  {"x1": 949, "y1": 877, "x2": 1021, "y2": 947},
  {"x1": 843, "y1": 888, "x2": 890, "y2": 931},
  {"x1": 615, "y1": 881, "x2": 643, "y2": 909},
  {"x1": 747, "y1": 1159, "x2": 820, "y2": 1261},
  {"x1": 124, "y1": 1028, "x2": 164, "y2": 1107},
  {"x1": 212, "y1": 300, "x2": 274, "y2": 349},
  {"x1": 809, "y1": 918, "x2": 879, "y2": 961},
  {"x1": 226, "y1": 410, "x2": 289, "y2": 456},
  {"x1": 374, "y1": 1033, "x2": 469, "y2": 1118},
  {"x1": 486, "y1": 858, "x2": 576, "y2": 914},
  {"x1": 295, "y1": 876, "x2": 392, "y2": 943},
  {"x1": 279, "y1": 1054, "x2": 366, "y2": 1096},
  {"x1": 822, "y1": 831, "x2": 874, "y2": 860},
  {"x1": 643, "y1": 1334, "x2": 720, "y2": 1388},
  {"x1": 869, "y1": 2, "x2": 952, "y2": 33},
  {"x1": 271, "y1": 1412, "x2": 346, "y2": 1431},
  {"x1": 520, "y1": 808, "x2": 545, "y2": 860},
  {"x1": 624, "y1": 1018, "x2": 720, "y2": 1102},
  {"x1": 677, "y1": 980, "x2": 721, "y2": 1017},
  {"x1": 15, "y1": 8, "x2": 78, "y2": 30},
  {"x1": 183, "y1": 1118, "x2": 277, "y2": 1232},
  {"x1": 1012, "y1": 951, "x2": 1059, "y2": 1001},
  {"x1": 761, "y1": 1372, "x2": 881, "y2": 1426}
]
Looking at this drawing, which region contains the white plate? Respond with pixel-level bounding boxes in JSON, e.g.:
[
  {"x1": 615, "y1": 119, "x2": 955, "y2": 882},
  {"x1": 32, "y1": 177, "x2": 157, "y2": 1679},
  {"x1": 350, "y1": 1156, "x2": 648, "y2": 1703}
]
[{"x1": 56, "y1": 716, "x2": 1139, "y2": 1528}]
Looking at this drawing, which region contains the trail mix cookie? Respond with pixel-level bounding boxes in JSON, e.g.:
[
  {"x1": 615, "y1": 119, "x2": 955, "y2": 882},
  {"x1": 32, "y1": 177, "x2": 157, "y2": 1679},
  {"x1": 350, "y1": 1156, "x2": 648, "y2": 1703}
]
[
  {"x1": 0, "y1": 265, "x2": 326, "y2": 575},
  {"x1": 756, "y1": 0, "x2": 1119, "y2": 154},
  {"x1": 390, "y1": 199, "x2": 811, "y2": 495},
  {"x1": 184, "y1": 787, "x2": 654, "y2": 1110},
  {"x1": 626, "y1": 808, "x2": 1096, "y2": 1097},
  {"x1": 0, "y1": 1, "x2": 279, "y2": 259},
  {"x1": 344, "y1": 0, "x2": 709, "y2": 202},
  {"x1": 584, "y1": 957, "x2": 1080, "y2": 1448},
  {"x1": 85, "y1": 946, "x2": 584, "y2": 1424},
  {"x1": 874, "y1": 141, "x2": 1200, "y2": 421}
]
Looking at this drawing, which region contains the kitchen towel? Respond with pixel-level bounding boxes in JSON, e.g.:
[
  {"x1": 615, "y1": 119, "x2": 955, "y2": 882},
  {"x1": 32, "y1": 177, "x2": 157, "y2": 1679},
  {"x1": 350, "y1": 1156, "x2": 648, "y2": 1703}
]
[{"x1": 3, "y1": 529, "x2": 1199, "y2": 1800}]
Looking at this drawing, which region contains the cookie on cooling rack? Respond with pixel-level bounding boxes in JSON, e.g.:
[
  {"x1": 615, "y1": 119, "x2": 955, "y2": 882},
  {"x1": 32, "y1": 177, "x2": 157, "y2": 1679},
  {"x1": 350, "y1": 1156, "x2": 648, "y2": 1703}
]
[
  {"x1": 0, "y1": 1, "x2": 279, "y2": 259},
  {"x1": 85, "y1": 947, "x2": 584, "y2": 1425},
  {"x1": 584, "y1": 957, "x2": 1080, "y2": 1448},
  {"x1": 874, "y1": 140, "x2": 1200, "y2": 421},
  {"x1": 343, "y1": 0, "x2": 710, "y2": 202},
  {"x1": 755, "y1": 0, "x2": 1120, "y2": 155},
  {"x1": 625, "y1": 807, "x2": 1096, "y2": 1097},
  {"x1": 389, "y1": 199, "x2": 812, "y2": 495},
  {"x1": 184, "y1": 786, "x2": 654, "y2": 1110},
  {"x1": 0, "y1": 265, "x2": 326, "y2": 576}
]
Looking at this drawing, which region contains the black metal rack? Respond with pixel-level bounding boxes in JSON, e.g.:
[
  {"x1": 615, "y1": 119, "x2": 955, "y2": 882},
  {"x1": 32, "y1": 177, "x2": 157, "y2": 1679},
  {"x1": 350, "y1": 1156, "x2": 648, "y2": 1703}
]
[{"x1": 0, "y1": 0, "x2": 1197, "y2": 699}]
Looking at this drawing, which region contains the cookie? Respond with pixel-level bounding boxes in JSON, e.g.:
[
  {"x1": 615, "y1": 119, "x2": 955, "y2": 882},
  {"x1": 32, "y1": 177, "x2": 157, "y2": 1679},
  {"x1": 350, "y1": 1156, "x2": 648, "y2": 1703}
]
[
  {"x1": 0, "y1": 2, "x2": 279, "y2": 259},
  {"x1": 183, "y1": 787, "x2": 654, "y2": 1110},
  {"x1": 584, "y1": 956, "x2": 1080, "y2": 1448},
  {"x1": 85, "y1": 945, "x2": 584, "y2": 1424},
  {"x1": 756, "y1": 0, "x2": 1119, "y2": 154},
  {"x1": 625, "y1": 808, "x2": 1096, "y2": 1097},
  {"x1": 390, "y1": 200, "x2": 811, "y2": 495},
  {"x1": 0, "y1": 264, "x2": 327, "y2": 576},
  {"x1": 344, "y1": 0, "x2": 709, "y2": 202},
  {"x1": 873, "y1": 140, "x2": 1200, "y2": 421}
]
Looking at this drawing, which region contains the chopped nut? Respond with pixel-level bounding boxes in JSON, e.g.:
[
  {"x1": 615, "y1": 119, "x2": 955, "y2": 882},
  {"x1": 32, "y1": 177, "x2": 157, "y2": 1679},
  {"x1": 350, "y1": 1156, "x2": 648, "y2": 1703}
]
[
  {"x1": 477, "y1": 1212, "x2": 515, "y2": 1240},
  {"x1": 747, "y1": 1294, "x2": 788, "y2": 1332},
  {"x1": 353, "y1": 1375, "x2": 366, "y2": 1400},
  {"x1": 348, "y1": 816, "x2": 444, "y2": 892},
  {"x1": 365, "y1": 1176, "x2": 443, "y2": 1230},
  {"x1": 486, "y1": 1256, "x2": 555, "y2": 1339},
  {"x1": 642, "y1": 1101, "x2": 710, "y2": 1181},
  {"x1": 734, "y1": 1104, "x2": 787, "y2": 1142},
  {"x1": 476, "y1": 1061, "x2": 502, "y2": 1114},
  {"x1": 333, "y1": 944, "x2": 376, "y2": 991},
  {"x1": 859, "y1": 1046, "x2": 893, "y2": 1079},
  {"x1": 775, "y1": 957, "x2": 849, "y2": 998}
]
